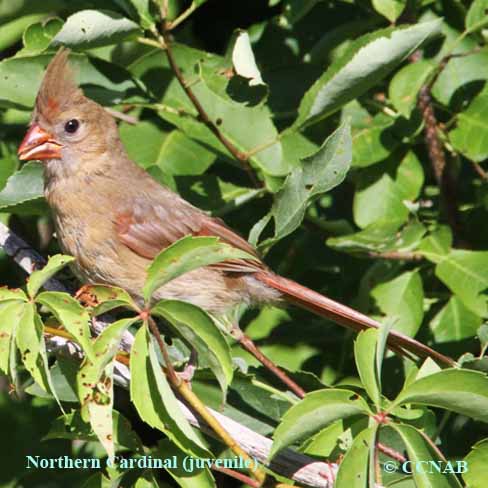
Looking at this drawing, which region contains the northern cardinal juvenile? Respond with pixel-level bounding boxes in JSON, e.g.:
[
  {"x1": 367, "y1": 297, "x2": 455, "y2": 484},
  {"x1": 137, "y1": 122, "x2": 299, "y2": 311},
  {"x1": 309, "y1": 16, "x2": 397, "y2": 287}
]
[{"x1": 17, "y1": 48, "x2": 452, "y2": 367}]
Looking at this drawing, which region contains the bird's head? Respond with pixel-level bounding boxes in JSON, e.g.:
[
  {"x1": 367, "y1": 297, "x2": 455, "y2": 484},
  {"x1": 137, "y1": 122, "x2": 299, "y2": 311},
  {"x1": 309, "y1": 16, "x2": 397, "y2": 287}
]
[{"x1": 17, "y1": 48, "x2": 119, "y2": 175}]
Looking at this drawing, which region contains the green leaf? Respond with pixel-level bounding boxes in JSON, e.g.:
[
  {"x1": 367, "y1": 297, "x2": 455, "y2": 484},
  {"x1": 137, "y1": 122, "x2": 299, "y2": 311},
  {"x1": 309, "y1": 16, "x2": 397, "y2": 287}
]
[
  {"x1": 449, "y1": 85, "x2": 488, "y2": 162},
  {"x1": 130, "y1": 324, "x2": 210, "y2": 457},
  {"x1": 435, "y1": 249, "x2": 488, "y2": 316},
  {"x1": 129, "y1": 0, "x2": 156, "y2": 28},
  {"x1": 463, "y1": 439, "x2": 488, "y2": 488},
  {"x1": 371, "y1": 270, "x2": 424, "y2": 337},
  {"x1": 80, "y1": 326, "x2": 142, "y2": 457},
  {"x1": 328, "y1": 220, "x2": 426, "y2": 254},
  {"x1": 16, "y1": 302, "x2": 50, "y2": 391},
  {"x1": 393, "y1": 369, "x2": 488, "y2": 423},
  {"x1": 270, "y1": 389, "x2": 370, "y2": 457},
  {"x1": 0, "y1": 287, "x2": 28, "y2": 302},
  {"x1": 466, "y1": 0, "x2": 488, "y2": 33},
  {"x1": 86, "y1": 285, "x2": 139, "y2": 316},
  {"x1": 130, "y1": 44, "x2": 290, "y2": 177},
  {"x1": 156, "y1": 439, "x2": 215, "y2": 488},
  {"x1": 151, "y1": 300, "x2": 233, "y2": 395},
  {"x1": 143, "y1": 236, "x2": 258, "y2": 301},
  {"x1": 392, "y1": 424, "x2": 462, "y2": 487},
  {"x1": 52, "y1": 9, "x2": 141, "y2": 49},
  {"x1": 432, "y1": 50, "x2": 488, "y2": 106},
  {"x1": 0, "y1": 13, "x2": 48, "y2": 52},
  {"x1": 36, "y1": 292, "x2": 95, "y2": 361},
  {"x1": 354, "y1": 329, "x2": 380, "y2": 406},
  {"x1": 45, "y1": 409, "x2": 144, "y2": 453},
  {"x1": 0, "y1": 301, "x2": 24, "y2": 375},
  {"x1": 266, "y1": 122, "x2": 351, "y2": 244},
  {"x1": 389, "y1": 60, "x2": 434, "y2": 117},
  {"x1": 27, "y1": 254, "x2": 74, "y2": 298},
  {"x1": 419, "y1": 225, "x2": 452, "y2": 263},
  {"x1": 372, "y1": 0, "x2": 406, "y2": 22},
  {"x1": 351, "y1": 112, "x2": 398, "y2": 168},
  {"x1": 294, "y1": 19, "x2": 442, "y2": 127},
  {"x1": 430, "y1": 296, "x2": 482, "y2": 343},
  {"x1": 479, "y1": 324, "x2": 488, "y2": 349},
  {"x1": 0, "y1": 162, "x2": 47, "y2": 215},
  {"x1": 335, "y1": 426, "x2": 377, "y2": 488},
  {"x1": 353, "y1": 152, "x2": 424, "y2": 228},
  {"x1": 0, "y1": 51, "x2": 142, "y2": 109},
  {"x1": 20, "y1": 17, "x2": 63, "y2": 55}
]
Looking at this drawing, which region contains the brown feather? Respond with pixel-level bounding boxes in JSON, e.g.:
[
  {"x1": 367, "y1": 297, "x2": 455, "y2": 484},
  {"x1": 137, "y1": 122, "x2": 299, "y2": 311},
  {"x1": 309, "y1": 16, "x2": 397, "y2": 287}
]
[{"x1": 36, "y1": 47, "x2": 84, "y2": 121}]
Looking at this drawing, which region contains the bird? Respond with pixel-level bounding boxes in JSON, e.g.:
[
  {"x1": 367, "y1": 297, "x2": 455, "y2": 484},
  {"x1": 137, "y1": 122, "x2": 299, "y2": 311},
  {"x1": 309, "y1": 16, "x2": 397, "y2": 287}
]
[{"x1": 17, "y1": 48, "x2": 452, "y2": 368}]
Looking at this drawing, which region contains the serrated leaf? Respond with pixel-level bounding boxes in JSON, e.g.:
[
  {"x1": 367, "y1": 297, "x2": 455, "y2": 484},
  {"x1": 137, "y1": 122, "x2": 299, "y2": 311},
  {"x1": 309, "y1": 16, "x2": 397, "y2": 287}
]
[
  {"x1": 430, "y1": 296, "x2": 481, "y2": 343},
  {"x1": 151, "y1": 300, "x2": 233, "y2": 395},
  {"x1": 27, "y1": 254, "x2": 74, "y2": 298},
  {"x1": 143, "y1": 236, "x2": 258, "y2": 301},
  {"x1": 270, "y1": 389, "x2": 370, "y2": 458},
  {"x1": 36, "y1": 292, "x2": 95, "y2": 361},
  {"x1": 53, "y1": 9, "x2": 141, "y2": 49},
  {"x1": 371, "y1": 270, "x2": 424, "y2": 337},
  {"x1": 266, "y1": 122, "x2": 351, "y2": 244},
  {"x1": 354, "y1": 329, "x2": 380, "y2": 406},
  {"x1": 435, "y1": 250, "x2": 488, "y2": 316},
  {"x1": 393, "y1": 369, "x2": 488, "y2": 423},
  {"x1": 295, "y1": 19, "x2": 442, "y2": 127},
  {"x1": 130, "y1": 325, "x2": 210, "y2": 457},
  {"x1": 392, "y1": 424, "x2": 462, "y2": 487},
  {"x1": 0, "y1": 162, "x2": 46, "y2": 215}
]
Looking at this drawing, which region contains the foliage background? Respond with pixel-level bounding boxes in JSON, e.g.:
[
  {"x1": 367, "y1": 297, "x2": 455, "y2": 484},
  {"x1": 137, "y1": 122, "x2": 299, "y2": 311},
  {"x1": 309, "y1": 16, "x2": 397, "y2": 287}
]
[{"x1": 1, "y1": 0, "x2": 488, "y2": 487}]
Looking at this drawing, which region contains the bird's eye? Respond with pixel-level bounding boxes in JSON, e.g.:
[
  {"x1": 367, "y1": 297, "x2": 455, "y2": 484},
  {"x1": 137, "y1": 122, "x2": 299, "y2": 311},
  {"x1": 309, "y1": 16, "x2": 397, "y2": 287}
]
[{"x1": 64, "y1": 119, "x2": 80, "y2": 134}]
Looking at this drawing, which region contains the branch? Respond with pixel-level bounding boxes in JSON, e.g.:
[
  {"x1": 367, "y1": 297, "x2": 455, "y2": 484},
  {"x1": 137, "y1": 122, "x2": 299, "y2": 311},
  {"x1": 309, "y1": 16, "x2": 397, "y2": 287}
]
[
  {"x1": 153, "y1": 29, "x2": 260, "y2": 187},
  {"x1": 0, "y1": 221, "x2": 336, "y2": 487}
]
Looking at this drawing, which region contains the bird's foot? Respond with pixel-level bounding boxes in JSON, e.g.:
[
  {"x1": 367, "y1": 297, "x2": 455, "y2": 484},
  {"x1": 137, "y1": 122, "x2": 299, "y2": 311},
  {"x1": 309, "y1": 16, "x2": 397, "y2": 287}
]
[
  {"x1": 176, "y1": 349, "x2": 198, "y2": 385},
  {"x1": 75, "y1": 285, "x2": 99, "y2": 307}
]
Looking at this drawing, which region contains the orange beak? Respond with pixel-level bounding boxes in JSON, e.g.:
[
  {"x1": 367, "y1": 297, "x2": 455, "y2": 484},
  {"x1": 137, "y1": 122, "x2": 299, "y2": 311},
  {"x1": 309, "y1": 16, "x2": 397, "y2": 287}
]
[{"x1": 17, "y1": 123, "x2": 63, "y2": 161}]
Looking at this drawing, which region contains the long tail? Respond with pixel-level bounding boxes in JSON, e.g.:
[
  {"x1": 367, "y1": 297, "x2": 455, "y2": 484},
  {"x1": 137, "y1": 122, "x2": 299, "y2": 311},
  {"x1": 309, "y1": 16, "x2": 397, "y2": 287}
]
[{"x1": 255, "y1": 271, "x2": 455, "y2": 368}]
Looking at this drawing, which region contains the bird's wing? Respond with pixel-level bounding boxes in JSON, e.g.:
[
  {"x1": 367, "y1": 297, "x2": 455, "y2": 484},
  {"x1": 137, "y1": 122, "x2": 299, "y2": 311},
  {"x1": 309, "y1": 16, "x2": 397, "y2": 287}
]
[{"x1": 114, "y1": 194, "x2": 263, "y2": 273}]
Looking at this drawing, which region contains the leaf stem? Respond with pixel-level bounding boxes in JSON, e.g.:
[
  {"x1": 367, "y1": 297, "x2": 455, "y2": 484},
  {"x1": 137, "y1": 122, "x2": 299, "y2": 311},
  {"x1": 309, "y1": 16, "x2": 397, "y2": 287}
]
[{"x1": 166, "y1": 2, "x2": 199, "y2": 31}]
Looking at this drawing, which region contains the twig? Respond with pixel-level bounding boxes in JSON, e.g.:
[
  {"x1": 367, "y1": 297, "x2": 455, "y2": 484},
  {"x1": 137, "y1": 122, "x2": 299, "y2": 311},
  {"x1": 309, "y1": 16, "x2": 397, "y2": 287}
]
[
  {"x1": 0, "y1": 221, "x2": 336, "y2": 488},
  {"x1": 377, "y1": 442, "x2": 406, "y2": 463},
  {"x1": 212, "y1": 465, "x2": 260, "y2": 488},
  {"x1": 166, "y1": 2, "x2": 200, "y2": 31},
  {"x1": 147, "y1": 317, "x2": 267, "y2": 484},
  {"x1": 472, "y1": 161, "x2": 488, "y2": 181},
  {"x1": 418, "y1": 85, "x2": 463, "y2": 243},
  {"x1": 105, "y1": 108, "x2": 138, "y2": 125},
  {"x1": 153, "y1": 29, "x2": 260, "y2": 187},
  {"x1": 366, "y1": 251, "x2": 423, "y2": 261},
  {"x1": 233, "y1": 328, "x2": 306, "y2": 399},
  {"x1": 0, "y1": 221, "x2": 134, "y2": 352}
]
